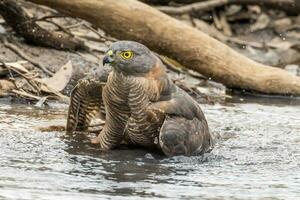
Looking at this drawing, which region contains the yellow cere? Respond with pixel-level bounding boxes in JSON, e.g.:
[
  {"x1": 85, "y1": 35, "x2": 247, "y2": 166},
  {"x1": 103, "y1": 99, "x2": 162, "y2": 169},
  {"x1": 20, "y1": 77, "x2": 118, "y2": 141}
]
[
  {"x1": 120, "y1": 51, "x2": 134, "y2": 60},
  {"x1": 107, "y1": 50, "x2": 114, "y2": 56}
]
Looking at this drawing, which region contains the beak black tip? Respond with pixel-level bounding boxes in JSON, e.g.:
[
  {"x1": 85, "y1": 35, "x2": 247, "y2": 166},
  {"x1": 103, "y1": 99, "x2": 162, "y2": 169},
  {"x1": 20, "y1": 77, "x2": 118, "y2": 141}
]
[{"x1": 102, "y1": 55, "x2": 109, "y2": 66}]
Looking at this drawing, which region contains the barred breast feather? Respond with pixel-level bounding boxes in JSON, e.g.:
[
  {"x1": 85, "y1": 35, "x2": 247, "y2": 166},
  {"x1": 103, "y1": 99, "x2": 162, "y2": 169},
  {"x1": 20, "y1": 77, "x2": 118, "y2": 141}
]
[{"x1": 96, "y1": 71, "x2": 131, "y2": 149}]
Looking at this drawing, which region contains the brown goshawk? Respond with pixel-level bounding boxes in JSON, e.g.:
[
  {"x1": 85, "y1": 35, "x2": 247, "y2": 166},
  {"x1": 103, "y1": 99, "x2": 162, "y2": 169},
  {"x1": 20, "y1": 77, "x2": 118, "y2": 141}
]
[{"x1": 66, "y1": 41, "x2": 214, "y2": 156}]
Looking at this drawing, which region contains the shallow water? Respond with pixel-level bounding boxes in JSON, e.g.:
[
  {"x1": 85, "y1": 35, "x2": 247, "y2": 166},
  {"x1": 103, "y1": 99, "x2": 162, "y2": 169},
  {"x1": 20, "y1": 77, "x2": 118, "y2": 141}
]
[{"x1": 0, "y1": 97, "x2": 299, "y2": 200}]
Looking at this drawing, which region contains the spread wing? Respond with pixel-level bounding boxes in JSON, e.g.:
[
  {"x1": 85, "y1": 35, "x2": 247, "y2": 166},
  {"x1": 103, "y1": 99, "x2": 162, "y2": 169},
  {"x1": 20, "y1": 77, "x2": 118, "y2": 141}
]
[{"x1": 66, "y1": 79, "x2": 106, "y2": 134}]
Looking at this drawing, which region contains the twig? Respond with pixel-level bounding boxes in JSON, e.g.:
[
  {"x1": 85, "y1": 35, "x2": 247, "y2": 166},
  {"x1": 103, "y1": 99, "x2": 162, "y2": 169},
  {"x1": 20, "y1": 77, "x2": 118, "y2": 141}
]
[
  {"x1": 226, "y1": 37, "x2": 280, "y2": 49},
  {"x1": 212, "y1": 9, "x2": 222, "y2": 30},
  {"x1": 227, "y1": 37, "x2": 265, "y2": 49},
  {"x1": 43, "y1": 19, "x2": 74, "y2": 37},
  {"x1": 12, "y1": 89, "x2": 68, "y2": 102},
  {"x1": 63, "y1": 22, "x2": 85, "y2": 30},
  {"x1": 157, "y1": 0, "x2": 229, "y2": 15},
  {"x1": 157, "y1": 54, "x2": 207, "y2": 80},
  {"x1": 0, "y1": 61, "x2": 14, "y2": 78},
  {"x1": 32, "y1": 14, "x2": 66, "y2": 22},
  {"x1": 156, "y1": 54, "x2": 183, "y2": 73},
  {"x1": 3, "y1": 39, "x2": 54, "y2": 75},
  {"x1": 12, "y1": 89, "x2": 42, "y2": 100}
]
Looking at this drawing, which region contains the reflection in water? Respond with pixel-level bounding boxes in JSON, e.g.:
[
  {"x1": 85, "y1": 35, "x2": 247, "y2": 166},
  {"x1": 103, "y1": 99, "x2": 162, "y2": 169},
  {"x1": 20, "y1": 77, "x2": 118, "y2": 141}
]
[{"x1": 0, "y1": 99, "x2": 299, "y2": 199}]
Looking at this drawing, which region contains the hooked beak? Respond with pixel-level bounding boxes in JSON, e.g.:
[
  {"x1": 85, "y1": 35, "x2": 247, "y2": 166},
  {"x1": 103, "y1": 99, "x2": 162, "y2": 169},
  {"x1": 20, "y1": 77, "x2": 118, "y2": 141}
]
[{"x1": 102, "y1": 50, "x2": 114, "y2": 66}]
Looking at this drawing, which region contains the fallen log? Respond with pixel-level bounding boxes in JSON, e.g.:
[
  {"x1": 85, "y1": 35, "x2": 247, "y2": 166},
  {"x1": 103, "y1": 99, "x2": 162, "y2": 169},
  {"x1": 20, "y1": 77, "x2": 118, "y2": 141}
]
[{"x1": 25, "y1": 0, "x2": 300, "y2": 95}]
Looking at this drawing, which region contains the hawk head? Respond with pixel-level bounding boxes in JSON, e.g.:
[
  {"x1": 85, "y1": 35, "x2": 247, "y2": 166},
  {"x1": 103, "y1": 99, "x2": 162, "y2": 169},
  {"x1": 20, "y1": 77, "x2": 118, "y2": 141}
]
[{"x1": 103, "y1": 41, "x2": 157, "y2": 76}]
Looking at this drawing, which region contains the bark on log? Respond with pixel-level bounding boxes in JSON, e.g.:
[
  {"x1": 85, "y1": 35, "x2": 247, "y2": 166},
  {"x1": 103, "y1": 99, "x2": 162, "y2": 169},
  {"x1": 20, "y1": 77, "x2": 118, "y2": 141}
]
[{"x1": 25, "y1": 0, "x2": 300, "y2": 95}]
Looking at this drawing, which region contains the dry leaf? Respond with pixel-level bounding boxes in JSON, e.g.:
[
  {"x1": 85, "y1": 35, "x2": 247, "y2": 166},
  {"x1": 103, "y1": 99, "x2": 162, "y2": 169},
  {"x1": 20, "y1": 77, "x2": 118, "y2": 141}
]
[
  {"x1": 0, "y1": 61, "x2": 29, "y2": 75},
  {"x1": 4, "y1": 61, "x2": 29, "y2": 73},
  {"x1": 12, "y1": 89, "x2": 42, "y2": 100},
  {"x1": 37, "y1": 61, "x2": 73, "y2": 92}
]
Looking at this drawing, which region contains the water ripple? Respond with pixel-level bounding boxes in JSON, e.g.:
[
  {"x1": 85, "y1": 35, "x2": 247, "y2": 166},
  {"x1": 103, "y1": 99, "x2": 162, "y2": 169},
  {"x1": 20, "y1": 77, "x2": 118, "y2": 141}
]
[{"x1": 0, "y1": 102, "x2": 299, "y2": 199}]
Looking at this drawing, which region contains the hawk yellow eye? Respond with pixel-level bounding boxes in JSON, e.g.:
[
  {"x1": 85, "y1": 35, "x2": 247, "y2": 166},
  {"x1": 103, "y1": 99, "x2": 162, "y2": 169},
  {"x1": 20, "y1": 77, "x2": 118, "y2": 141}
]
[{"x1": 120, "y1": 51, "x2": 134, "y2": 60}]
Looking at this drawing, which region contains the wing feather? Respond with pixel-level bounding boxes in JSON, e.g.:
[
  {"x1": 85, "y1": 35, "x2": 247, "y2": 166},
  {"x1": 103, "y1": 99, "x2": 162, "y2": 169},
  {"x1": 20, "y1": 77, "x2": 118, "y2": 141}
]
[{"x1": 66, "y1": 79, "x2": 105, "y2": 134}]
